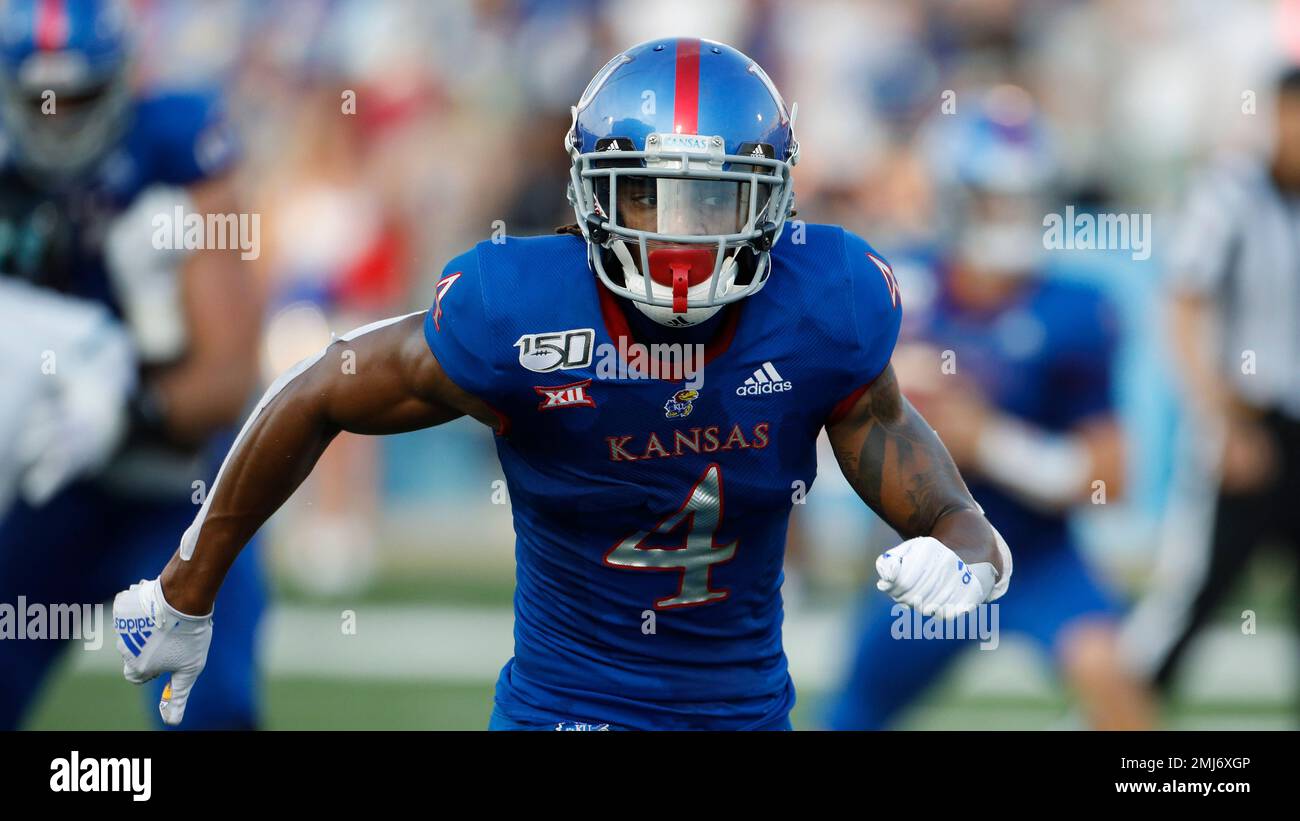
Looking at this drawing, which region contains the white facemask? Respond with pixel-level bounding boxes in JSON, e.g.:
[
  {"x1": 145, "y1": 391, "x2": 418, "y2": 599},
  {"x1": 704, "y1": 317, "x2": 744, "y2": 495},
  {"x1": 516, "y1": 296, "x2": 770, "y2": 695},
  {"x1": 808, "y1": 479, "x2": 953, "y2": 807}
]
[{"x1": 958, "y1": 219, "x2": 1042, "y2": 277}]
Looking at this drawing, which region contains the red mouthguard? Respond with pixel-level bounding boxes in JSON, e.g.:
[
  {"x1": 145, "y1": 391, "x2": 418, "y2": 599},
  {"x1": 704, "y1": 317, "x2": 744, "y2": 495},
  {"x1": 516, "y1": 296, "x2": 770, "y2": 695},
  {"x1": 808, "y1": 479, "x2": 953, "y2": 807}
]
[{"x1": 647, "y1": 248, "x2": 715, "y2": 314}]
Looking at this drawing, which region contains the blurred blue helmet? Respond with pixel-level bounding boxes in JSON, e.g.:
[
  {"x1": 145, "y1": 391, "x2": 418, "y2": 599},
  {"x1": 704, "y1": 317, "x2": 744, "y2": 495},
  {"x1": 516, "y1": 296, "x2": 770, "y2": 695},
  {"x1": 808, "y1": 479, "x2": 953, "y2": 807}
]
[
  {"x1": 924, "y1": 85, "x2": 1057, "y2": 275},
  {"x1": 567, "y1": 38, "x2": 799, "y2": 326},
  {"x1": 0, "y1": 0, "x2": 133, "y2": 179},
  {"x1": 927, "y1": 84, "x2": 1056, "y2": 196}
]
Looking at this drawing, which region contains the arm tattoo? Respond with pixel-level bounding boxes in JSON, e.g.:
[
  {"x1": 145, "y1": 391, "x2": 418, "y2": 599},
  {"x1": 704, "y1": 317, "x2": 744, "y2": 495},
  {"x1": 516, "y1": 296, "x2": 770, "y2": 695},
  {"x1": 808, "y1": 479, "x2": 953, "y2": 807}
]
[{"x1": 830, "y1": 365, "x2": 976, "y2": 539}]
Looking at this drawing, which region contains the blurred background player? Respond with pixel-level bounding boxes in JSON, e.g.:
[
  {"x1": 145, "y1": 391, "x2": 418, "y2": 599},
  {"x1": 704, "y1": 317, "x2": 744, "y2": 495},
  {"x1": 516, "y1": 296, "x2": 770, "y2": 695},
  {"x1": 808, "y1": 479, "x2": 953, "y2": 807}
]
[
  {"x1": 826, "y1": 86, "x2": 1155, "y2": 730},
  {"x1": 1122, "y1": 65, "x2": 1300, "y2": 715},
  {"x1": 0, "y1": 0, "x2": 265, "y2": 729}
]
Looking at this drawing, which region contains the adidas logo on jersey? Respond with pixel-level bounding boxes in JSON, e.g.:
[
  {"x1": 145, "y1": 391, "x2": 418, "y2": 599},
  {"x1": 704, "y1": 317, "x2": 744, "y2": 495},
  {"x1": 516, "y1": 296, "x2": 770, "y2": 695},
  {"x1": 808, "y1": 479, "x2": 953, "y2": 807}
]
[{"x1": 735, "y1": 362, "x2": 792, "y2": 396}]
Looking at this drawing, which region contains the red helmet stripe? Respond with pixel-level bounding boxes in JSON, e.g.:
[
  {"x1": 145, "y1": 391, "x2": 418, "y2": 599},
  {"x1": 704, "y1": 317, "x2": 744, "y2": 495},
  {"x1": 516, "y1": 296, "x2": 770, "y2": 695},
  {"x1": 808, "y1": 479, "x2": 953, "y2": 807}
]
[
  {"x1": 35, "y1": 0, "x2": 68, "y2": 51},
  {"x1": 672, "y1": 38, "x2": 700, "y2": 134}
]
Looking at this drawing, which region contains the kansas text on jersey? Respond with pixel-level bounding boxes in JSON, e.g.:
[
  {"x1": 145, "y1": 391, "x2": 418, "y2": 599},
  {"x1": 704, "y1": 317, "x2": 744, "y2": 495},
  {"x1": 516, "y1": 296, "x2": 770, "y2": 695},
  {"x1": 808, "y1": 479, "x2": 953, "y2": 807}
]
[{"x1": 424, "y1": 224, "x2": 901, "y2": 730}]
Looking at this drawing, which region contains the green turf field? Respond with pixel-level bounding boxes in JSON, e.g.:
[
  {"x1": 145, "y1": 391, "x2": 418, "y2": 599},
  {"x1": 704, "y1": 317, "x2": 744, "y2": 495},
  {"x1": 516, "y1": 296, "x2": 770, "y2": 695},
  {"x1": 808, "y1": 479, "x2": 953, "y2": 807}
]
[
  {"x1": 25, "y1": 668, "x2": 1294, "y2": 730},
  {"x1": 21, "y1": 559, "x2": 1295, "y2": 731}
]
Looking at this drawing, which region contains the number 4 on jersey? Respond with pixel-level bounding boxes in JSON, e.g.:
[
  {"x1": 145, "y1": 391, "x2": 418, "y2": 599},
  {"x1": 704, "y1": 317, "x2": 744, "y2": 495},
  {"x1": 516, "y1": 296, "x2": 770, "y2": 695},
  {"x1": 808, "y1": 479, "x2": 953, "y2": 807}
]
[{"x1": 604, "y1": 464, "x2": 737, "y2": 609}]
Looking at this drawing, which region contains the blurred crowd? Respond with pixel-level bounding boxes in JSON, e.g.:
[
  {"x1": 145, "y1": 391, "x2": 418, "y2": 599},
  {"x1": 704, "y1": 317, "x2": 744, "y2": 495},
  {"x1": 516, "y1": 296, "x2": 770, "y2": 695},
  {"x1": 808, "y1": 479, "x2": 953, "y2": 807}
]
[
  {"x1": 130, "y1": 0, "x2": 1288, "y2": 295},
  {"x1": 119, "y1": 0, "x2": 1298, "y2": 630},
  {"x1": 118, "y1": 0, "x2": 1291, "y2": 579}
]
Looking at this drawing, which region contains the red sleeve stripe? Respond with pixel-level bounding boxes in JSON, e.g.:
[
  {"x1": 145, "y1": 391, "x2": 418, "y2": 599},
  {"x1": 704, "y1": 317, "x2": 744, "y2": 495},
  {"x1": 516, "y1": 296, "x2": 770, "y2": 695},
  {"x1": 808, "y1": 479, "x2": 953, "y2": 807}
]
[
  {"x1": 825, "y1": 361, "x2": 893, "y2": 427},
  {"x1": 483, "y1": 399, "x2": 511, "y2": 437},
  {"x1": 826, "y1": 383, "x2": 869, "y2": 427}
]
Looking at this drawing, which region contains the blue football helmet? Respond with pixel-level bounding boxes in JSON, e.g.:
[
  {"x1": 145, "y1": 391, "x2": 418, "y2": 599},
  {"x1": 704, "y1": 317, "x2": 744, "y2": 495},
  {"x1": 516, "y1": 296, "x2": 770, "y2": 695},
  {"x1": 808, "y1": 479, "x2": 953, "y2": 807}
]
[
  {"x1": 923, "y1": 84, "x2": 1057, "y2": 276},
  {"x1": 567, "y1": 38, "x2": 799, "y2": 326},
  {"x1": 927, "y1": 83, "x2": 1056, "y2": 196},
  {"x1": 0, "y1": 0, "x2": 133, "y2": 179}
]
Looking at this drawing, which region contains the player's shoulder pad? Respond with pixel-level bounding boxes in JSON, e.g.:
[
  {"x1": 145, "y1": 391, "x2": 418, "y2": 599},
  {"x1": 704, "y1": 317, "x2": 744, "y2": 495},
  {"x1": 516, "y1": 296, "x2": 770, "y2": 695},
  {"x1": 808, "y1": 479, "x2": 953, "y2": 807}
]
[
  {"x1": 421, "y1": 243, "x2": 509, "y2": 402},
  {"x1": 839, "y1": 227, "x2": 903, "y2": 385},
  {"x1": 135, "y1": 89, "x2": 240, "y2": 185}
]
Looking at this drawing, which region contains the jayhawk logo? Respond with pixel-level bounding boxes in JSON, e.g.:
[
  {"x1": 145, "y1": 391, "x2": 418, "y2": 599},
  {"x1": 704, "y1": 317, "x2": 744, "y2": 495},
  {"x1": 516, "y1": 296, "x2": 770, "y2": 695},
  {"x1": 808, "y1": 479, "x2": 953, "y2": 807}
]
[{"x1": 664, "y1": 389, "x2": 699, "y2": 419}]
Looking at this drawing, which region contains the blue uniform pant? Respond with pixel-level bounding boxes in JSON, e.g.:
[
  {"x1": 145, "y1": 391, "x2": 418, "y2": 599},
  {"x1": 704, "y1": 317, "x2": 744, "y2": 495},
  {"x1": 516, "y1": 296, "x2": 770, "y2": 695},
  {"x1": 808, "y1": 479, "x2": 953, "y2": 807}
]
[
  {"x1": 828, "y1": 544, "x2": 1117, "y2": 730},
  {"x1": 488, "y1": 706, "x2": 794, "y2": 731},
  {"x1": 0, "y1": 480, "x2": 264, "y2": 729}
]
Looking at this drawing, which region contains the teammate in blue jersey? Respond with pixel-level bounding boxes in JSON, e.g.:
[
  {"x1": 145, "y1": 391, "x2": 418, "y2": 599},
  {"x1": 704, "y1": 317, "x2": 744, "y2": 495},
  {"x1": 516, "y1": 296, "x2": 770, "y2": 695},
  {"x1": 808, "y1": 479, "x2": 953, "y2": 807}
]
[
  {"x1": 0, "y1": 0, "x2": 265, "y2": 729},
  {"x1": 113, "y1": 37, "x2": 1012, "y2": 730},
  {"x1": 827, "y1": 86, "x2": 1154, "y2": 730}
]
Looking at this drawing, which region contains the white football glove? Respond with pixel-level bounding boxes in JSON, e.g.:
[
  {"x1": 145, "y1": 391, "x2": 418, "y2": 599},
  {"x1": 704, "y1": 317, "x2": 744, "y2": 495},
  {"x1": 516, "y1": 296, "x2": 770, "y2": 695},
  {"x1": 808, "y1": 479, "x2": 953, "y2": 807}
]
[
  {"x1": 17, "y1": 334, "x2": 134, "y2": 507},
  {"x1": 114, "y1": 577, "x2": 213, "y2": 726},
  {"x1": 0, "y1": 279, "x2": 136, "y2": 510},
  {"x1": 876, "y1": 533, "x2": 1010, "y2": 619}
]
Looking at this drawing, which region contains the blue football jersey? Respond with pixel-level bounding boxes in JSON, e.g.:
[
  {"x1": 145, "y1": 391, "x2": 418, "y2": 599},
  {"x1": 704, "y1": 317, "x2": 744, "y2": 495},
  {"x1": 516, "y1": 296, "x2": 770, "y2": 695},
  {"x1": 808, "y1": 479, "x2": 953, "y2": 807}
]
[
  {"x1": 424, "y1": 223, "x2": 901, "y2": 729},
  {"x1": 0, "y1": 89, "x2": 238, "y2": 308},
  {"x1": 904, "y1": 259, "x2": 1118, "y2": 554},
  {"x1": 0, "y1": 88, "x2": 239, "y2": 491}
]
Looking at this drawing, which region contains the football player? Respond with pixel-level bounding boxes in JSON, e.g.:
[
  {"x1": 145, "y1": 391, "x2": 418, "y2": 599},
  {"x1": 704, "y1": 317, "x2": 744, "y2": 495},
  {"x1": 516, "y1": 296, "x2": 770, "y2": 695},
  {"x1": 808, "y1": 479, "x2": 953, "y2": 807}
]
[
  {"x1": 0, "y1": 0, "x2": 265, "y2": 729},
  {"x1": 115, "y1": 38, "x2": 1011, "y2": 730},
  {"x1": 826, "y1": 86, "x2": 1154, "y2": 730}
]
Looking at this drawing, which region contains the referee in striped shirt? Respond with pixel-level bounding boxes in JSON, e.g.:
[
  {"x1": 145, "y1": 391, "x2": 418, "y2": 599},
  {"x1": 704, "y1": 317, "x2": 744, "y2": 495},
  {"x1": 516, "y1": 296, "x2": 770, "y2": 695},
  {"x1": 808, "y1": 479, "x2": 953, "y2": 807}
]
[{"x1": 1123, "y1": 67, "x2": 1300, "y2": 707}]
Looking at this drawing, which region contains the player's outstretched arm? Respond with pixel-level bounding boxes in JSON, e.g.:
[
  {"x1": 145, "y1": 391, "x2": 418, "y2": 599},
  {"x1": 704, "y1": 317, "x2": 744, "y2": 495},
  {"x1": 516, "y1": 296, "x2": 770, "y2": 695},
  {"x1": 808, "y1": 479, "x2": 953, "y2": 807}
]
[
  {"x1": 115, "y1": 313, "x2": 493, "y2": 722},
  {"x1": 162, "y1": 312, "x2": 495, "y2": 612},
  {"x1": 827, "y1": 363, "x2": 1012, "y2": 616}
]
